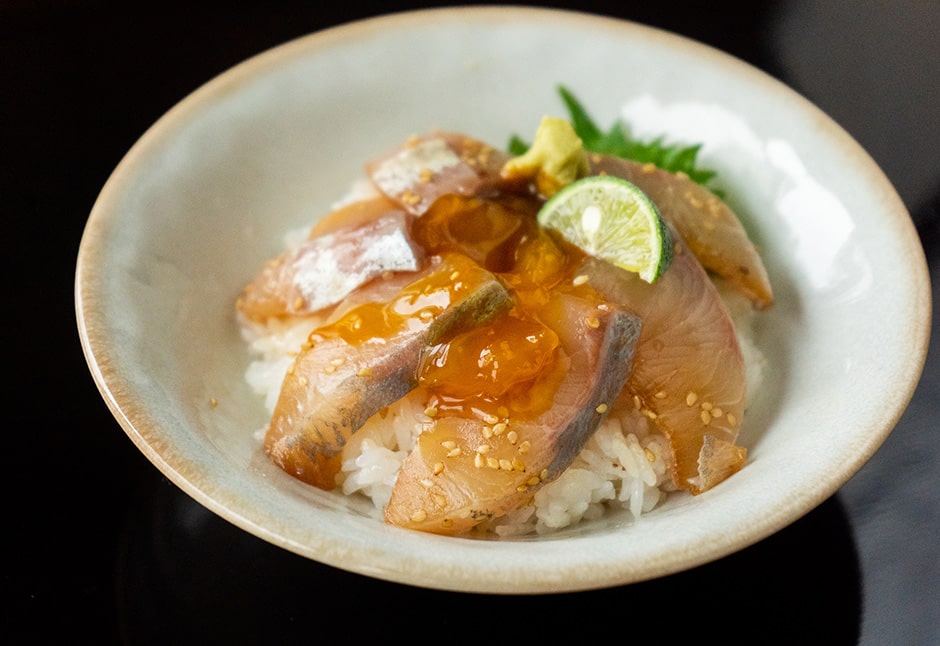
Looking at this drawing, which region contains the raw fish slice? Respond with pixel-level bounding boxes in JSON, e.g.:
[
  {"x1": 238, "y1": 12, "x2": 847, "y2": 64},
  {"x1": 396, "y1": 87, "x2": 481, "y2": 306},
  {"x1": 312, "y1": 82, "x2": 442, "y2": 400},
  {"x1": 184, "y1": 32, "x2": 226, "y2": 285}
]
[
  {"x1": 265, "y1": 254, "x2": 513, "y2": 490},
  {"x1": 589, "y1": 154, "x2": 773, "y2": 309},
  {"x1": 308, "y1": 194, "x2": 399, "y2": 237},
  {"x1": 582, "y1": 245, "x2": 747, "y2": 494},
  {"x1": 385, "y1": 294, "x2": 642, "y2": 535},
  {"x1": 366, "y1": 132, "x2": 527, "y2": 216},
  {"x1": 237, "y1": 210, "x2": 424, "y2": 322}
]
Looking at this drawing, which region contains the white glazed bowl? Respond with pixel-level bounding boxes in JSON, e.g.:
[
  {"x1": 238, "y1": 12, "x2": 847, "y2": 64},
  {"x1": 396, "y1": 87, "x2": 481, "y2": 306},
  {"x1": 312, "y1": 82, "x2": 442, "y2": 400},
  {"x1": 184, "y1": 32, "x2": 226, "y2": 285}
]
[{"x1": 75, "y1": 6, "x2": 931, "y2": 593}]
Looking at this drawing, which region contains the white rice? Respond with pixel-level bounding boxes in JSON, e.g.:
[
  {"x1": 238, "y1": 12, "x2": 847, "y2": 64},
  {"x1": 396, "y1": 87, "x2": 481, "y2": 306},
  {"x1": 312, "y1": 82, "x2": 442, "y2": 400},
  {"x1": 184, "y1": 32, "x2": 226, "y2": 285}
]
[{"x1": 239, "y1": 281, "x2": 764, "y2": 535}]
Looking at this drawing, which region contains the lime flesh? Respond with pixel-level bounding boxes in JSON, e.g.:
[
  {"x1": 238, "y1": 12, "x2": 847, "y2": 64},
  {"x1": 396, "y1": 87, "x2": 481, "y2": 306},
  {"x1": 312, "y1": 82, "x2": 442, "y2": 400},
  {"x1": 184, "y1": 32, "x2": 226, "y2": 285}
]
[{"x1": 537, "y1": 175, "x2": 673, "y2": 283}]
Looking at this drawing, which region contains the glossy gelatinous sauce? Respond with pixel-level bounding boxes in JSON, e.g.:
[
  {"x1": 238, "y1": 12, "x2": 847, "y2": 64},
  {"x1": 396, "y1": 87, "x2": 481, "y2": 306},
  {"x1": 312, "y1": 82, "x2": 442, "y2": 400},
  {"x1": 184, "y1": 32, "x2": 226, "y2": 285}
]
[
  {"x1": 311, "y1": 253, "x2": 484, "y2": 346},
  {"x1": 405, "y1": 193, "x2": 603, "y2": 422}
]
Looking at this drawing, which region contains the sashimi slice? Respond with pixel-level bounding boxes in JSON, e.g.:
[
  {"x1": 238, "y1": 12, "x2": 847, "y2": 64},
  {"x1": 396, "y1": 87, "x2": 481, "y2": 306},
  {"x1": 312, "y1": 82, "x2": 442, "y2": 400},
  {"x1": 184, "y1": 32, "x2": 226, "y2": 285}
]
[
  {"x1": 264, "y1": 254, "x2": 513, "y2": 490},
  {"x1": 237, "y1": 210, "x2": 424, "y2": 322},
  {"x1": 366, "y1": 132, "x2": 527, "y2": 216},
  {"x1": 588, "y1": 154, "x2": 773, "y2": 309},
  {"x1": 308, "y1": 194, "x2": 400, "y2": 237},
  {"x1": 384, "y1": 293, "x2": 642, "y2": 535},
  {"x1": 582, "y1": 245, "x2": 748, "y2": 494}
]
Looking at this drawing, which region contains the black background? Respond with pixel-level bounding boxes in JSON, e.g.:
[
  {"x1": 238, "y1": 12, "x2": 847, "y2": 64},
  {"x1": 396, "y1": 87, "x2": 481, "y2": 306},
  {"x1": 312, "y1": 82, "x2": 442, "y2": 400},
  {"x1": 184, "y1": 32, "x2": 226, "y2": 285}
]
[{"x1": 3, "y1": 2, "x2": 938, "y2": 644}]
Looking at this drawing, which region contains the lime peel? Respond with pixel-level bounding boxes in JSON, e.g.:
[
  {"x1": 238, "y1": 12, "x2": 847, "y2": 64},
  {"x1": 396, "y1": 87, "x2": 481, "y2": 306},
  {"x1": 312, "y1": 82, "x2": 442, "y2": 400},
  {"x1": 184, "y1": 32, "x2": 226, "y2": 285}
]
[{"x1": 537, "y1": 175, "x2": 673, "y2": 283}]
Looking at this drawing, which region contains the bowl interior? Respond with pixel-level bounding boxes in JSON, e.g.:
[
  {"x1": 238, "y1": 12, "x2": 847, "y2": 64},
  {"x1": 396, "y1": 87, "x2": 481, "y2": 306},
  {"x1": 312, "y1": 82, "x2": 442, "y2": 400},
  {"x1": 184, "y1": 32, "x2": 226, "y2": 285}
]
[{"x1": 75, "y1": 7, "x2": 930, "y2": 593}]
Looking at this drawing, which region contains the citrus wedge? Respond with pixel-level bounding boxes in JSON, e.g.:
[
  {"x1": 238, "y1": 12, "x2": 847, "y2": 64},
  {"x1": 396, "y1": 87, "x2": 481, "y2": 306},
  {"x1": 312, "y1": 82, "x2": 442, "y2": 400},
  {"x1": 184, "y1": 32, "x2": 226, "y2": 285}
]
[{"x1": 537, "y1": 175, "x2": 673, "y2": 283}]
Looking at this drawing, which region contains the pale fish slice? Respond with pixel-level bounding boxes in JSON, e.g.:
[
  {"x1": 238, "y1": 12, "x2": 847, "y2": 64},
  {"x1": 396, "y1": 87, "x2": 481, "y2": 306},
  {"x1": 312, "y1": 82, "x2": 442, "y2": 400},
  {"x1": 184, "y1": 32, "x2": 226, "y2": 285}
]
[
  {"x1": 237, "y1": 210, "x2": 424, "y2": 322},
  {"x1": 264, "y1": 254, "x2": 513, "y2": 490},
  {"x1": 582, "y1": 244, "x2": 748, "y2": 495},
  {"x1": 385, "y1": 293, "x2": 642, "y2": 535},
  {"x1": 589, "y1": 154, "x2": 773, "y2": 310},
  {"x1": 366, "y1": 132, "x2": 527, "y2": 215}
]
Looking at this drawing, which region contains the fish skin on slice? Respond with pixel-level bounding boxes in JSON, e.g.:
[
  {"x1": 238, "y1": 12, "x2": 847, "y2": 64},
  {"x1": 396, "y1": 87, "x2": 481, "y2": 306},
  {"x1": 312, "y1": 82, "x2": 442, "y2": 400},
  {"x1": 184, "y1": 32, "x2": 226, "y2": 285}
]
[
  {"x1": 264, "y1": 254, "x2": 513, "y2": 490},
  {"x1": 237, "y1": 210, "x2": 425, "y2": 322},
  {"x1": 366, "y1": 132, "x2": 529, "y2": 216},
  {"x1": 384, "y1": 293, "x2": 642, "y2": 535},
  {"x1": 588, "y1": 154, "x2": 773, "y2": 310},
  {"x1": 582, "y1": 244, "x2": 748, "y2": 494}
]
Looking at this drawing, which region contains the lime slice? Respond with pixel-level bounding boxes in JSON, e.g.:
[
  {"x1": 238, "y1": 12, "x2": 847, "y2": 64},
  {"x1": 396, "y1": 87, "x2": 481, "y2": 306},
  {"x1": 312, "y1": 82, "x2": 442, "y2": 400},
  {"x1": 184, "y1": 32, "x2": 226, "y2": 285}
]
[{"x1": 537, "y1": 175, "x2": 673, "y2": 283}]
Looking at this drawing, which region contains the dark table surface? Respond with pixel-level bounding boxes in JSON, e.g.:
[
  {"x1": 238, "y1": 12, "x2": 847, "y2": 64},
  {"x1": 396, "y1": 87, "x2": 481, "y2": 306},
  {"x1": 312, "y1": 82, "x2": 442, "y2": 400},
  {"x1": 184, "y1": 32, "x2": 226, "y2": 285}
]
[{"x1": 4, "y1": 2, "x2": 937, "y2": 644}]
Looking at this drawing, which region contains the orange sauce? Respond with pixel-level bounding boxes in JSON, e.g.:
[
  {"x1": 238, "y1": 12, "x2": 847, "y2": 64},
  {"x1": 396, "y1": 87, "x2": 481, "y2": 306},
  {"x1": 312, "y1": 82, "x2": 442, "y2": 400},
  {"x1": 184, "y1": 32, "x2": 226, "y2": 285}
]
[
  {"x1": 313, "y1": 191, "x2": 603, "y2": 422},
  {"x1": 311, "y1": 253, "x2": 481, "y2": 346},
  {"x1": 412, "y1": 193, "x2": 537, "y2": 271},
  {"x1": 417, "y1": 194, "x2": 600, "y2": 421},
  {"x1": 419, "y1": 316, "x2": 558, "y2": 398}
]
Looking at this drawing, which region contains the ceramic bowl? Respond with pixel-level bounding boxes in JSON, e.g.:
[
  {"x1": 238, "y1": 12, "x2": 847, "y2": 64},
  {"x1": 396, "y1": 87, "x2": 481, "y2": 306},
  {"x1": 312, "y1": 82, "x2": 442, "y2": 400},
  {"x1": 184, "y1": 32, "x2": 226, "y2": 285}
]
[{"x1": 75, "y1": 6, "x2": 931, "y2": 593}]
